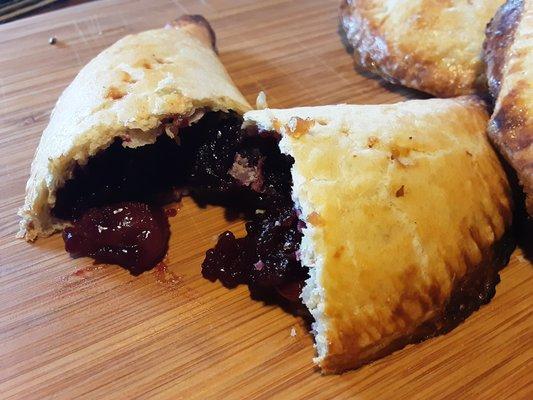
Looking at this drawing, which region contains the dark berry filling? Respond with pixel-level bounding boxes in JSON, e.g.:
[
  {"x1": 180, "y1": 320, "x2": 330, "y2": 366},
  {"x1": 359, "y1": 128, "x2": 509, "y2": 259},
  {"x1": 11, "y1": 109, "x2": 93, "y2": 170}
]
[
  {"x1": 202, "y1": 203, "x2": 306, "y2": 291},
  {"x1": 53, "y1": 112, "x2": 245, "y2": 220},
  {"x1": 63, "y1": 202, "x2": 169, "y2": 276},
  {"x1": 53, "y1": 111, "x2": 307, "y2": 300}
]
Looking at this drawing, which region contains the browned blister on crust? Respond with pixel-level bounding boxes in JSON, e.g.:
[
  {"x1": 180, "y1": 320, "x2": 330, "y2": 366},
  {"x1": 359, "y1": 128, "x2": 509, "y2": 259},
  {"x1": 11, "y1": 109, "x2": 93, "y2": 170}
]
[
  {"x1": 167, "y1": 14, "x2": 218, "y2": 53},
  {"x1": 484, "y1": 0, "x2": 533, "y2": 216},
  {"x1": 340, "y1": 0, "x2": 505, "y2": 97}
]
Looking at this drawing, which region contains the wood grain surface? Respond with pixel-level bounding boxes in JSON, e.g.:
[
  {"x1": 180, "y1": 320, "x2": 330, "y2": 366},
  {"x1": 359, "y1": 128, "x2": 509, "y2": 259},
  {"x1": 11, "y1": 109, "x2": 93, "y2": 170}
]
[{"x1": 0, "y1": 0, "x2": 531, "y2": 399}]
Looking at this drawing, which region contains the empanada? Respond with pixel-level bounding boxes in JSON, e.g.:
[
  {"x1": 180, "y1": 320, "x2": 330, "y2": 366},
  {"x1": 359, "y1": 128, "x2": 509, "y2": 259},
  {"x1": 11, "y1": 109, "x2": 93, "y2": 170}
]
[
  {"x1": 228, "y1": 97, "x2": 512, "y2": 373},
  {"x1": 340, "y1": 0, "x2": 505, "y2": 97},
  {"x1": 484, "y1": 0, "x2": 533, "y2": 216},
  {"x1": 18, "y1": 16, "x2": 251, "y2": 272}
]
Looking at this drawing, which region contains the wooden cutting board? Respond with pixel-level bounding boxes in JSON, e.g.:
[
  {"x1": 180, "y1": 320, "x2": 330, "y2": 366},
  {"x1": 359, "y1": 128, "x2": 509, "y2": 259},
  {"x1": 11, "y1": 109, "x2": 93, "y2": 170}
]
[{"x1": 0, "y1": 0, "x2": 531, "y2": 398}]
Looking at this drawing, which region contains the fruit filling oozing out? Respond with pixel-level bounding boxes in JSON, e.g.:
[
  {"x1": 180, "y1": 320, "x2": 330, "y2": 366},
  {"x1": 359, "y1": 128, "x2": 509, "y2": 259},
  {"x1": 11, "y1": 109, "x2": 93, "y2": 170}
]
[
  {"x1": 53, "y1": 112, "x2": 308, "y2": 299},
  {"x1": 63, "y1": 202, "x2": 170, "y2": 276}
]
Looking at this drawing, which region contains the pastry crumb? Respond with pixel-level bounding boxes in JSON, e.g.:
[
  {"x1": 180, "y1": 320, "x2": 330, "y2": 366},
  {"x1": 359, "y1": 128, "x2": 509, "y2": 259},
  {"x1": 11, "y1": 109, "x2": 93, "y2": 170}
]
[
  {"x1": 290, "y1": 327, "x2": 297, "y2": 337},
  {"x1": 286, "y1": 117, "x2": 315, "y2": 138},
  {"x1": 256, "y1": 91, "x2": 268, "y2": 109}
]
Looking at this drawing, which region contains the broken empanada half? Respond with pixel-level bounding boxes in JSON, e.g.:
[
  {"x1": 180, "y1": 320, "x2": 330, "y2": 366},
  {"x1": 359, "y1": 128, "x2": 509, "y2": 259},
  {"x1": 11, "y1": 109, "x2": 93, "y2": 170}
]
[
  {"x1": 242, "y1": 96, "x2": 513, "y2": 373},
  {"x1": 340, "y1": 0, "x2": 505, "y2": 97},
  {"x1": 18, "y1": 15, "x2": 251, "y2": 242}
]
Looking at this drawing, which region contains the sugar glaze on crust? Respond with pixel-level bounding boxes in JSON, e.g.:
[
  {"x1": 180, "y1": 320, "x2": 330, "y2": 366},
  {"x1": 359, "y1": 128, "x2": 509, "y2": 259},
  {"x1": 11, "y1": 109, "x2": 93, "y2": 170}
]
[
  {"x1": 340, "y1": 0, "x2": 505, "y2": 97},
  {"x1": 484, "y1": 0, "x2": 533, "y2": 216}
]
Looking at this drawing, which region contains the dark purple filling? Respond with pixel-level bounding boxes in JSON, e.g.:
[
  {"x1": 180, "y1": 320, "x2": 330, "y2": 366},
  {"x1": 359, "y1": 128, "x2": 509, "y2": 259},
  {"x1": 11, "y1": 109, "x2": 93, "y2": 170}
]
[
  {"x1": 202, "y1": 201, "x2": 306, "y2": 289},
  {"x1": 53, "y1": 112, "x2": 307, "y2": 296},
  {"x1": 53, "y1": 112, "x2": 245, "y2": 220},
  {"x1": 63, "y1": 202, "x2": 169, "y2": 275}
]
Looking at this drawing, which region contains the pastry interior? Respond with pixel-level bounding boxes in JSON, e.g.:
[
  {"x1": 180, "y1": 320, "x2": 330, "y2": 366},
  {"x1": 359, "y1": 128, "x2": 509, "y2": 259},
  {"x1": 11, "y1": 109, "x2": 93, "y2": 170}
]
[{"x1": 53, "y1": 111, "x2": 308, "y2": 300}]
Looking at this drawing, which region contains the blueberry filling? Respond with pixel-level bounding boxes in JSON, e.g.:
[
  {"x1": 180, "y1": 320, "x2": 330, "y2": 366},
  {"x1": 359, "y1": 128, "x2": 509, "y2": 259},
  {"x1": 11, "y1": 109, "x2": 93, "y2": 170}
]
[{"x1": 53, "y1": 112, "x2": 307, "y2": 298}]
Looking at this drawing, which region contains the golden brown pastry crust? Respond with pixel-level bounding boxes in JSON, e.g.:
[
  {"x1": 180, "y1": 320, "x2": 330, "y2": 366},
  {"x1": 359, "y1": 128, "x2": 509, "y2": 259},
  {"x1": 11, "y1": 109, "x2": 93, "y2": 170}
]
[
  {"x1": 244, "y1": 97, "x2": 513, "y2": 373},
  {"x1": 340, "y1": 0, "x2": 505, "y2": 97},
  {"x1": 484, "y1": 0, "x2": 533, "y2": 216},
  {"x1": 18, "y1": 16, "x2": 251, "y2": 241}
]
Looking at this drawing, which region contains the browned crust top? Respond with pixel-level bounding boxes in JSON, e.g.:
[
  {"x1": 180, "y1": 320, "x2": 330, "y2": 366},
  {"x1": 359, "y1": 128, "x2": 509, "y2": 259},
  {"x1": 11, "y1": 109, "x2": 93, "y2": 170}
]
[
  {"x1": 168, "y1": 14, "x2": 218, "y2": 53},
  {"x1": 484, "y1": 0, "x2": 524, "y2": 98},
  {"x1": 339, "y1": 0, "x2": 499, "y2": 97},
  {"x1": 484, "y1": 0, "x2": 533, "y2": 216}
]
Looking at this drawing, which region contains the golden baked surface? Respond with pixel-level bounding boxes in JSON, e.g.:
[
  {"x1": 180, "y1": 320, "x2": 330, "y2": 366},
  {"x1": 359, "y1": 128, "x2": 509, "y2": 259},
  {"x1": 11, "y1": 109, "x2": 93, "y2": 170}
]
[
  {"x1": 340, "y1": 0, "x2": 505, "y2": 97},
  {"x1": 485, "y1": 0, "x2": 533, "y2": 216},
  {"x1": 18, "y1": 20, "x2": 251, "y2": 240},
  {"x1": 245, "y1": 97, "x2": 512, "y2": 373}
]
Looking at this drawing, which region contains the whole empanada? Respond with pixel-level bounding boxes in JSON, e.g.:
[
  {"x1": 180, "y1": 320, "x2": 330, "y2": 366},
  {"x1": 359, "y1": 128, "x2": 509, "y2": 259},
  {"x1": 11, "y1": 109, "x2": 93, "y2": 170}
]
[{"x1": 340, "y1": 0, "x2": 505, "y2": 97}]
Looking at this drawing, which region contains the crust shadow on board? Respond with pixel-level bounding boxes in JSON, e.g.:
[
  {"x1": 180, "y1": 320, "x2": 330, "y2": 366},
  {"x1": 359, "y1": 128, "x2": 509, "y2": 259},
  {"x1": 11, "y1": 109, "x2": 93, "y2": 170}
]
[
  {"x1": 495, "y1": 150, "x2": 533, "y2": 261},
  {"x1": 509, "y1": 181, "x2": 533, "y2": 261}
]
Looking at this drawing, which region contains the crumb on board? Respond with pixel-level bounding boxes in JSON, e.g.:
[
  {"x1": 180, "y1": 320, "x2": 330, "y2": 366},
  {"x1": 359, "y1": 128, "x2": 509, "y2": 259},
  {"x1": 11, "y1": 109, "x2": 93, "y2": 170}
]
[
  {"x1": 290, "y1": 327, "x2": 297, "y2": 337},
  {"x1": 256, "y1": 91, "x2": 268, "y2": 109}
]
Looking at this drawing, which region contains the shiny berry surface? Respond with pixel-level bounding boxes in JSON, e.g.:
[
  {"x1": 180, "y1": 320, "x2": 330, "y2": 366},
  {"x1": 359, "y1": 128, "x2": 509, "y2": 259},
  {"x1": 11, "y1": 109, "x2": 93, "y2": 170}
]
[{"x1": 63, "y1": 202, "x2": 170, "y2": 275}]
